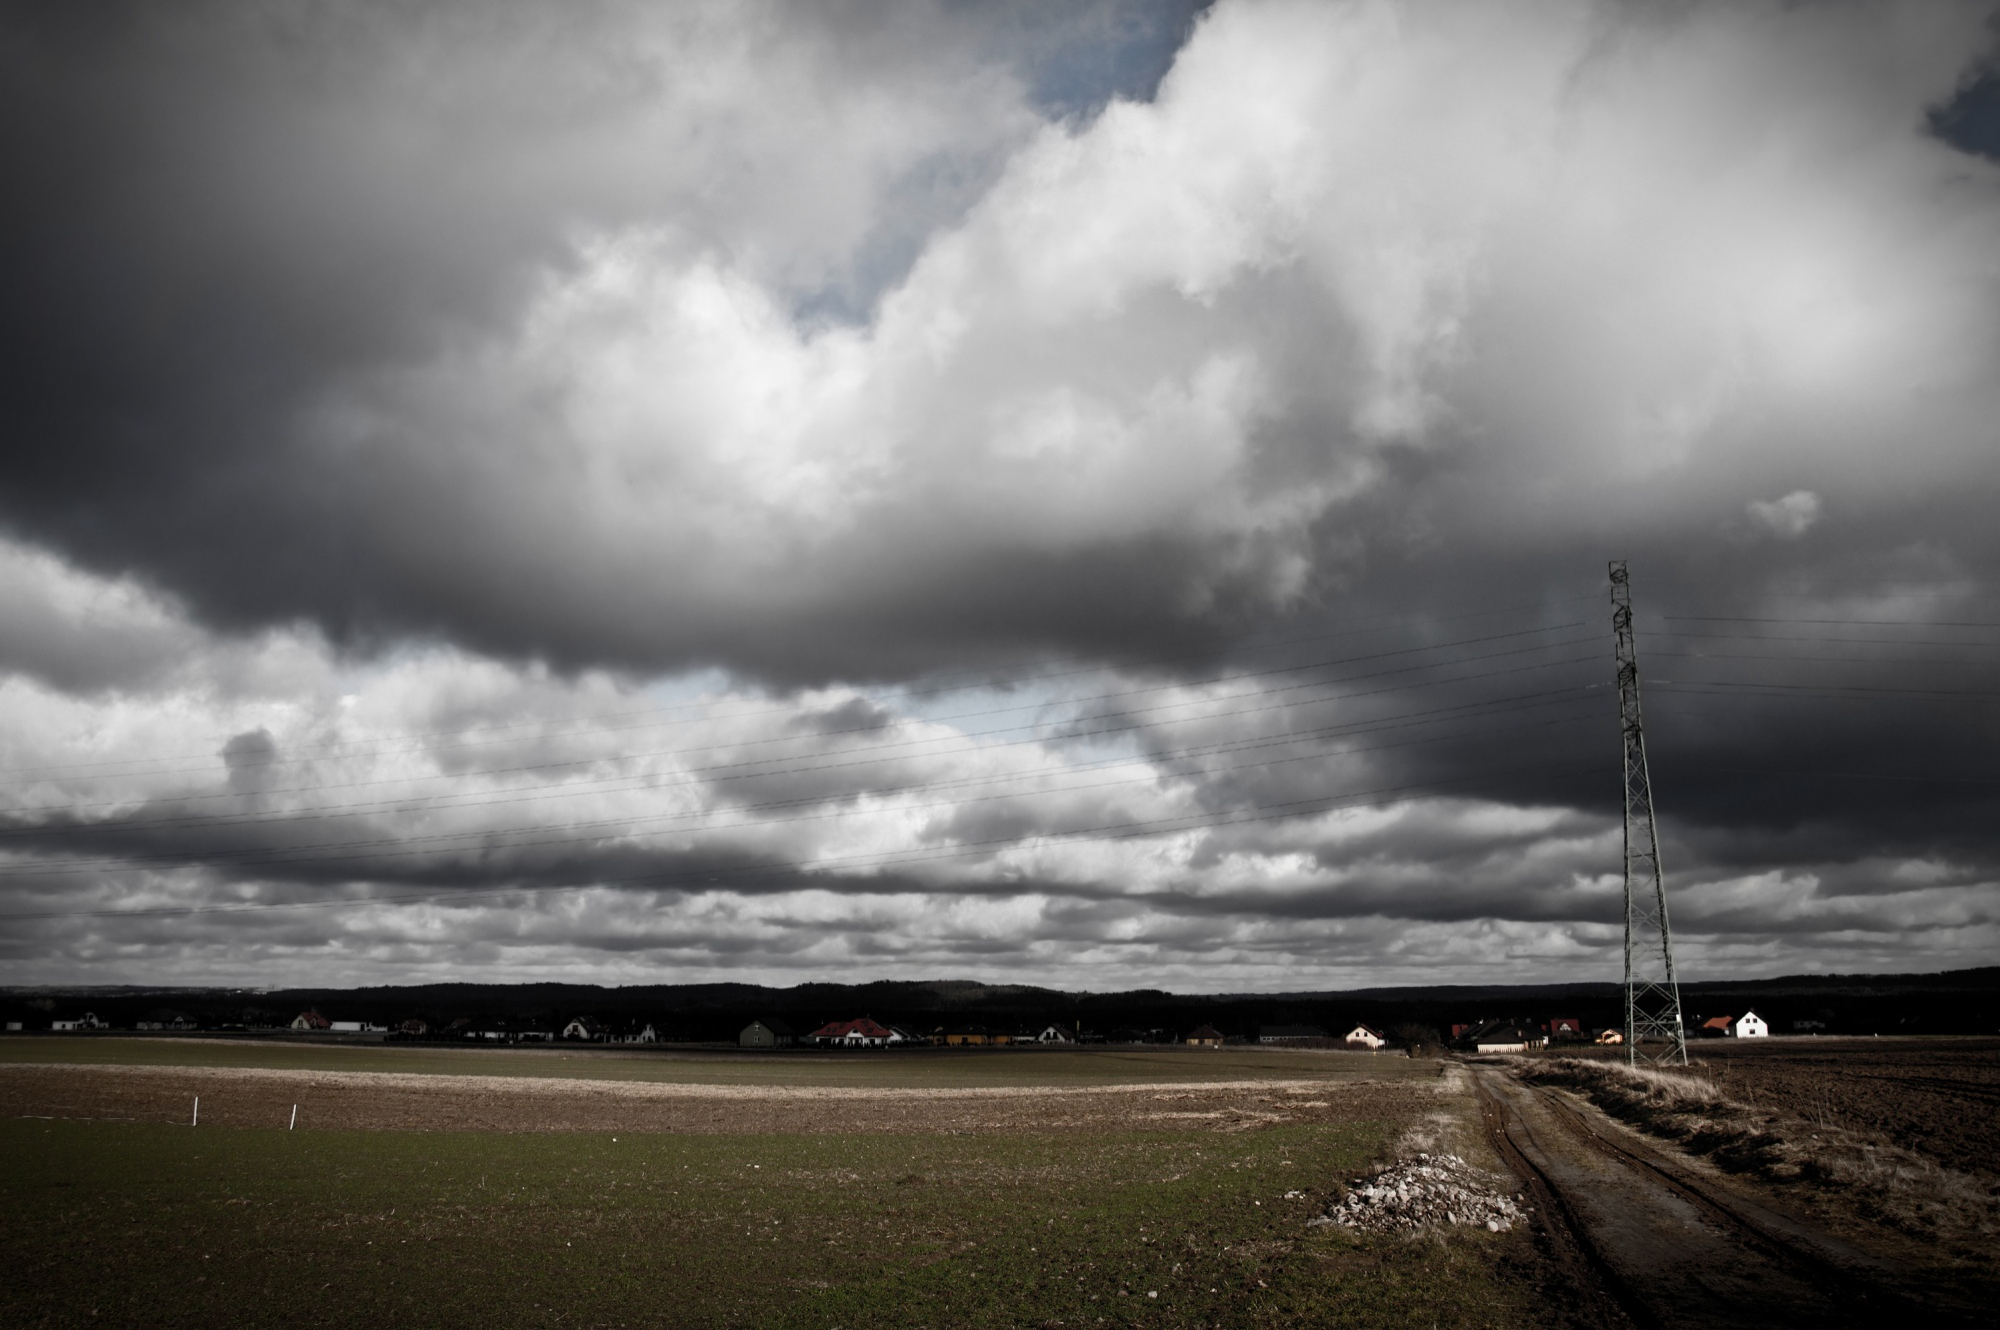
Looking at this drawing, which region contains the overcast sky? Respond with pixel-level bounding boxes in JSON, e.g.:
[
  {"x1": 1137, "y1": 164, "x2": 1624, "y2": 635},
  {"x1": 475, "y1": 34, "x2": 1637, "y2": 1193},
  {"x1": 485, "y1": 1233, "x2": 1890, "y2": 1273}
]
[{"x1": 2, "y1": 0, "x2": 1997, "y2": 992}]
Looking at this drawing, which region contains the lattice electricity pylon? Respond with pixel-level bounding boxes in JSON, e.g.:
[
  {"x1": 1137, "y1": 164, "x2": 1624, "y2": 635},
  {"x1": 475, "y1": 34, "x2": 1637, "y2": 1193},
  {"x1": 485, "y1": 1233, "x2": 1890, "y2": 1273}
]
[{"x1": 1610, "y1": 560, "x2": 1687, "y2": 1066}]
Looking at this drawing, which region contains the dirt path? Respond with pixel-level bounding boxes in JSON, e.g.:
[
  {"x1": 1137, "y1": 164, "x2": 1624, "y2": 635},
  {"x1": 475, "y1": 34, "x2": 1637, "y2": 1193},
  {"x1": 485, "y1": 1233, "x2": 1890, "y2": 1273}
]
[{"x1": 1471, "y1": 1066, "x2": 1993, "y2": 1330}]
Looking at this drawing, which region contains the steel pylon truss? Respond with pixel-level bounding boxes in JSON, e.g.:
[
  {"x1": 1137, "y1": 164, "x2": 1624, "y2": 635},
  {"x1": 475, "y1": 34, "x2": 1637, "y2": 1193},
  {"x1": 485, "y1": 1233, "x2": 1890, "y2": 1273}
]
[{"x1": 1610, "y1": 561, "x2": 1686, "y2": 1066}]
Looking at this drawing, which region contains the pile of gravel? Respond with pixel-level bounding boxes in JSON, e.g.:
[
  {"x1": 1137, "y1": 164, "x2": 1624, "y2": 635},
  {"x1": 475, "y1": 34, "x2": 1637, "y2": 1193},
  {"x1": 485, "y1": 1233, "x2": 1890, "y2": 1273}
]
[{"x1": 1310, "y1": 1153, "x2": 1526, "y2": 1233}]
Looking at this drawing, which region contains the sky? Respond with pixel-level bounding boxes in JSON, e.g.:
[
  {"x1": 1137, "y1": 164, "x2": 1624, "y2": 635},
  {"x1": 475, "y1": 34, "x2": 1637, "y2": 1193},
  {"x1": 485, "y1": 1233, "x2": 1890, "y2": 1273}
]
[{"x1": 2, "y1": 0, "x2": 1998, "y2": 992}]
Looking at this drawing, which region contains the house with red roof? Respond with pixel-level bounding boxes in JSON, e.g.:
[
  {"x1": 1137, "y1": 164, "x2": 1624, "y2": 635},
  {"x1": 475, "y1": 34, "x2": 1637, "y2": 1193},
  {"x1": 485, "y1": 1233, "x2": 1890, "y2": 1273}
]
[{"x1": 807, "y1": 1017, "x2": 900, "y2": 1048}]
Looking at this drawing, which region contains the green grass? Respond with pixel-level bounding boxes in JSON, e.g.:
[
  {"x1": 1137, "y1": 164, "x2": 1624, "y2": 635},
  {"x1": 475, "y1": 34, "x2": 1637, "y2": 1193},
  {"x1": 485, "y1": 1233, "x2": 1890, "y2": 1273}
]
[
  {"x1": 0, "y1": 1116, "x2": 1542, "y2": 1329},
  {"x1": 0, "y1": 1036, "x2": 1424, "y2": 1089}
]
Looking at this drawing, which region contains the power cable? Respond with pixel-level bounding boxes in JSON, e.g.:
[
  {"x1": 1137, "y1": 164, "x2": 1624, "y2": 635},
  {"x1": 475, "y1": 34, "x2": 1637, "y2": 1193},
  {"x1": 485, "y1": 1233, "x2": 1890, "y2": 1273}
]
[
  {"x1": 1646, "y1": 681, "x2": 2000, "y2": 703},
  {"x1": 0, "y1": 621, "x2": 1592, "y2": 793},
  {"x1": 0, "y1": 758, "x2": 1611, "y2": 923},
  {"x1": 1662, "y1": 616, "x2": 2000, "y2": 629},
  {"x1": 0, "y1": 700, "x2": 1603, "y2": 880},
  {"x1": 4, "y1": 593, "x2": 1608, "y2": 779},
  {"x1": 0, "y1": 648, "x2": 1605, "y2": 837}
]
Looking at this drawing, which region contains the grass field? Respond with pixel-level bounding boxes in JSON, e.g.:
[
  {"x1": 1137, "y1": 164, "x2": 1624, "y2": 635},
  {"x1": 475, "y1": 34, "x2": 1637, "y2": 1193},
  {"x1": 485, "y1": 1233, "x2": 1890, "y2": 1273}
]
[{"x1": 0, "y1": 1040, "x2": 1545, "y2": 1329}]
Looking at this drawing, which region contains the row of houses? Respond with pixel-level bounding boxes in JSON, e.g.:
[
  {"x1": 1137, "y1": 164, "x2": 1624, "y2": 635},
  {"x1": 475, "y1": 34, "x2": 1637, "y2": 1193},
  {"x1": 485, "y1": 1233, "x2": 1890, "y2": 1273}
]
[
  {"x1": 282, "y1": 1011, "x2": 663, "y2": 1043},
  {"x1": 1450, "y1": 1011, "x2": 1771, "y2": 1053},
  {"x1": 736, "y1": 1019, "x2": 1395, "y2": 1049}
]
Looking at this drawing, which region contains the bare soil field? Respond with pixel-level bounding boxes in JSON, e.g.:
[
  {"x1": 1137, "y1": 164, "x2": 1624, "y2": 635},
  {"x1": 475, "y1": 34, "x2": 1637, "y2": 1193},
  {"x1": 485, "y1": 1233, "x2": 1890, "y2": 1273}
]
[
  {"x1": 0, "y1": 1034, "x2": 1413, "y2": 1088},
  {"x1": 0, "y1": 1059, "x2": 1440, "y2": 1136},
  {"x1": 1676, "y1": 1037, "x2": 2000, "y2": 1178}
]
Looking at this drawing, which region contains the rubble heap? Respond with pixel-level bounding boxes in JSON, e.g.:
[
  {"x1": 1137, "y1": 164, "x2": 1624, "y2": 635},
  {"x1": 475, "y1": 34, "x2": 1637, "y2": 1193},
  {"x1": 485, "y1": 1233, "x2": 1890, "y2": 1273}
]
[{"x1": 1310, "y1": 1153, "x2": 1526, "y2": 1233}]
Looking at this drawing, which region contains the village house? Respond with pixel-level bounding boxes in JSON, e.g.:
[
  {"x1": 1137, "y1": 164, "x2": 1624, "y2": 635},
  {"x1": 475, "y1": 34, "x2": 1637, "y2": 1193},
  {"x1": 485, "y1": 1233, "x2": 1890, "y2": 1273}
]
[
  {"x1": 1545, "y1": 1017, "x2": 1584, "y2": 1041},
  {"x1": 939, "y1": 1025, "x2": 990, "y2": 1046},
  {"x1": 290, "y1": 1009, "x2": 331, "y2": 1031},
  {"x1": 561, "y1": 1017, "x2": 607, "y2": 1041},
  {"x1": 1035, "y1": 1025, "x2": 1076, "y2": 1044},
  {"x1": 619, "y1": 1022, "x2": 659, "y2": 1044},
  {"x1": 1470, "y1": 1020, "x2": 1547, "y2": 1053},
  {"x1": 1343, "y1": 1024, "x2": 1386, "y2": 1050},
  {"x1": 1186, "y1": 1025, "x2": 1224, "y2": 1048},
  {"x1": 51, "y1": 1011, "x2": 109, "y2": 1031},
  {"x1": 808, "y1": 1017, "x2": 898, "y2": 1048},
  {"x1": 739, "y1": 1018, "x2": 796, "y2": 1049},
  {"x1": 1595, "y1": 1028, "x2": 1624, "y2": 1045},
  {"x1": 1697, "y1": 1015, "x2": 1734, "y2": 1038},
  {"x1": 1734, "y1": 1011, "x2": 1768, "y2": 1038}
]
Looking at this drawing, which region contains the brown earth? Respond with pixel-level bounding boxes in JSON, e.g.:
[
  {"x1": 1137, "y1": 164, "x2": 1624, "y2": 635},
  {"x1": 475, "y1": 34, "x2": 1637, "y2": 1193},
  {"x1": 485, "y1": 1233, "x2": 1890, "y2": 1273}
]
[
  {"x1": 1673, "y1": 1037, "x2": 2000, "y2": 1179},
  {"x1": 0, "y1": 1061, "x2": 1437, "y2": 1135}
]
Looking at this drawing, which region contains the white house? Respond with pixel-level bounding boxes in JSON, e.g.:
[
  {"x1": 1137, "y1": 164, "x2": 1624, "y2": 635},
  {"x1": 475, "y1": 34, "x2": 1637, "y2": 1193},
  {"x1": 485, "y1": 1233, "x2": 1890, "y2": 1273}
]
[
  {"x1": 1733, "y1": 1010, "x2": 1768, "y2": 1039},
  {"x1": 1036, "y1": 1025, "x2": 1076, "y2": 1044},
  {"x1": 52, "y1": 1011, "x2": 108, "y2": 1031},
  {"x1": 1343, "y1": 1024, "x2": 1386, "y2": 1050}
]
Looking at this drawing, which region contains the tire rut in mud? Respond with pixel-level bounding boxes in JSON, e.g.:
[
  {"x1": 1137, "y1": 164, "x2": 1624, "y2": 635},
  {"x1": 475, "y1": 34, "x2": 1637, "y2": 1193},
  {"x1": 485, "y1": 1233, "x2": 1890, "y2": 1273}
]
[{"x1": 1472, "y1": 1065, "x2": 1993, "y2": 1330}]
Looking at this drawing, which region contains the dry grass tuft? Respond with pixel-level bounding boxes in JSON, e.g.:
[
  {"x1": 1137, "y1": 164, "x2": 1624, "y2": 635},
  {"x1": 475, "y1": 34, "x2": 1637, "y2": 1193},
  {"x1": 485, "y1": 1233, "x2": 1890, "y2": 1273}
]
[{"x1": 1520, "y1": 1057, "x2": 1999, "y2": 1254}]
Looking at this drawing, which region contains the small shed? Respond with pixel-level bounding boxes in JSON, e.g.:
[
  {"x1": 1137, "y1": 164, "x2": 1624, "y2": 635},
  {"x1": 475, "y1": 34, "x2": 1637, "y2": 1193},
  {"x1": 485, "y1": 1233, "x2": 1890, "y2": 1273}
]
[
  {"x1": 1186, "y1": 1025, "x2": 1224, "y2": 1048},
  {"x1": 1733, "y1": 1011, "x2": 1768, "y2": 1039},
  {"x1": 739, "y1": 1018, "x2": 795, "y2": 1049}
]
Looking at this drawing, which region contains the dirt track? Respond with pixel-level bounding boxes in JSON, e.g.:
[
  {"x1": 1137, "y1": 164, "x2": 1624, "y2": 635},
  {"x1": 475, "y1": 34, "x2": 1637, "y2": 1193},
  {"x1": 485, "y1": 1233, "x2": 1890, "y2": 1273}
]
[
  {"x1": 0, "y1": 1060, "x2": 1432, "y2": 1135},
  {"x1": 1472, "y1": 1066, "x2": 1995, "y2": 1330}
]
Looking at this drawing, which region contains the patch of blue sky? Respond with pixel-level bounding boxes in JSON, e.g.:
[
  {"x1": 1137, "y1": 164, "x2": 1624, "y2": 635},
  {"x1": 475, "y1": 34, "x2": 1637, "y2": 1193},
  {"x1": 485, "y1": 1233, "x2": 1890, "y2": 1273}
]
[
  {"x1": 872, "y1": 675, "x2": 1151, "y2": 760},
  {"x1": 1933, "y1": 68, "x2": 2000, "y2": 160},
  {"x1": 791, "y1": 1, "x2": 1210, "y2": 330}
]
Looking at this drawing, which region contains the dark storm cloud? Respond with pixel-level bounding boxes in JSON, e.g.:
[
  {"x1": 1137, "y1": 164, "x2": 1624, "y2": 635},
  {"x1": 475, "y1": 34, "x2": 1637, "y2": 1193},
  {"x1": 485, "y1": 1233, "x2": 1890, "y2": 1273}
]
[{"x1": 2, "y1": 0, "x2": 1999, "y2": 987}]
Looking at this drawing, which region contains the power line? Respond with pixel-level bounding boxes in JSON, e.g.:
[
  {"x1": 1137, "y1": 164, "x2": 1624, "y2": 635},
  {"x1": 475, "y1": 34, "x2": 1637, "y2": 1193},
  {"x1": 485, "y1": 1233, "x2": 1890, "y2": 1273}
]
[
  {"x1": 0, "y1": 759, "x2": 1611, "y2": 923},
  {"x1": 0, "y1": 648, "x2": 1605, "y2": 838},
  {"x1": 1648, "y1": 629, "x2": 2000, "y2": 649},
  {"x1": 4, "y1": 594, "x2": 1608, "y2": 779},
  {"x1": 1647, "y1": 680, "x2": 2000, "y2": 703},
  {"x1": 0, "y1": 701, "x2": 1603, "y2": 881},
  {"x1": 1662, "y1": 616, "x2": 2000, "y2": 629},
  {"x1": 0, "y1": 623, "x2": 1594, "y2": 800},
  {"x1": 1646, "y1": 650, "x2": 2000, "y2": 668}
]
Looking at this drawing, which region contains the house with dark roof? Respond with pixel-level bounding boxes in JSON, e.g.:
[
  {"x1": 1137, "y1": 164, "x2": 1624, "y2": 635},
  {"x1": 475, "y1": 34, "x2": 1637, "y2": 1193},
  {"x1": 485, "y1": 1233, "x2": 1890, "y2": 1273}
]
[
  {"x1": 1186, "y1": 1025, "x2": 1224, "y2": 1047},
  {"x1": 1463, "y1": 1019, "x2": 1547, "y2": 1053},
  {"x1": 739, "y1": 1018, "x2": 796, "y2": 1049}
]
